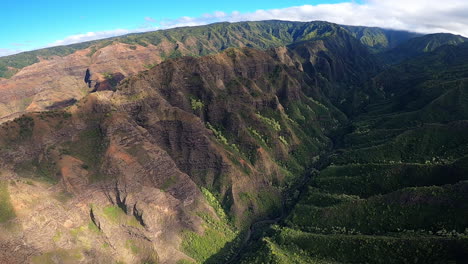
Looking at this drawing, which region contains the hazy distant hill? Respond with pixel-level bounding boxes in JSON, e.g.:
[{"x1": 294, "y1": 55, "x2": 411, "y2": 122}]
[{"x1": 380, "y1": 33, "x2": 467, "y2": 64}]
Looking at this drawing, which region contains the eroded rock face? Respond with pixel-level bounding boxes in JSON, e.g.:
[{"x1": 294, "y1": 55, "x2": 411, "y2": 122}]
[
  {"x1": 0, "y1": 43, "x2": 169, "y2": 123},
  {"x1": 0, "y1": 21, "x2": 382, "y2": 125},
  {"x1": 0, "y1": 100, "x2": 210, "y2": 263},
  {"x1": 0, "y1": 32, "x2": 377, "y2": 263}
]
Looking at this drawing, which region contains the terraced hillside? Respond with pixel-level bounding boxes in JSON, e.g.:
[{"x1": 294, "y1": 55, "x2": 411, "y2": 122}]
[{"x1": 238, "y1": 37, "x2": 468, "y2": 264}]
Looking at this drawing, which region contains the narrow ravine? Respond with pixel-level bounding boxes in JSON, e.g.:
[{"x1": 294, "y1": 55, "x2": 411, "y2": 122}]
[{"x1": 225, "y1": 154, "x2": 331, "y2": 263}]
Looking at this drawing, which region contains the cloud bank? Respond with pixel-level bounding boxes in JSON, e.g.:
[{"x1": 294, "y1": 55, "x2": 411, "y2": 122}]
[
  {"x1": 159, "y1": 0, "x2": 468, "y2": 36},
  {"x1": 5, "y1": 0, "x2": 468, "y2": 56}
]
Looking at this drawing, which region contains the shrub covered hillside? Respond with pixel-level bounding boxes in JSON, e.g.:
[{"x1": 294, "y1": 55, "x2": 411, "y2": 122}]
[
  {"x1": 0, "y1": 20, "x2": 418, "y2": 125},
  {"x1": 0, "y1": 23, "x2": 383, "y2": 263},
  {"x1": 238, "y1": 36, "x2": 468, "y2": 264},
  {"x1": 0, "y1": 20, "x2": 417, "y2": 79},
  {"x1": 0, "y1": 21, "x2": 467, "y2": 263}
]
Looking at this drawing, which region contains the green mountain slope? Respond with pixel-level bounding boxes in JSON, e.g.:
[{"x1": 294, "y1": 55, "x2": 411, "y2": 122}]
[
  {"x1": 238, "y1": 31, "x2": 468, "y2": 264},
  {"x1": 0, "y1": 20, "x2": 467, "y2": 264},
  {"x1": 344, "y1": 25, "x2": 420, "y2": 53},
  {"x1": 362, "y1": 42, "x2": 468, "y2": 128},
  {"x1": 379, "y1": 33, "x2": 467, "y2": 64},
  {"x1": 0, "y1": 20, "x2": 416, "y2": 78},
  {"x1": 0, "y1": 26, "x2": 381, "y2": 263}
]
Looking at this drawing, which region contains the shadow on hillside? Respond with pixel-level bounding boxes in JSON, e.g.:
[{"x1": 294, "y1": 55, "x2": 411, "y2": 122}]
[{"x1": 203, "y1": 230, "x2": 248, "y2": 264}]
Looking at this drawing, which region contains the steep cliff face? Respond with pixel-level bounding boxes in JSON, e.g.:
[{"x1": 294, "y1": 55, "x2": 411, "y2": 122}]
[
  {"x1": 0, "y1": 27, "x2": 379, "y2": 263},
  {"x1": 0, "y1": 95, "x2": 215, "y2": 263},
  {"x1": 0, "y1": 20, "x2": 416, "y2": 123}
]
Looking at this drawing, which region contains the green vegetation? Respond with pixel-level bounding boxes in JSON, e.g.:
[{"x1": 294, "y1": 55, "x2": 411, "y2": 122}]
[
  {"x1": 16, "y1": 115, "x2": 34, "y2": 140},
  {"x1": 177, "y1": 260, "x2": 195, "y2": 264},
  {"x1": 102, "y1": 72, "x2": 119, "y2": 87},
  {"x1": 247, "y1": 227, "x2": 468, "y2": 264},
  {"x1": 313, "y1": 161, "x2": 468, "y2": 197},
  {"x1": 238, "y1": 35, "x2": 468, "y2": 263},
  {"x1": 31, "y1": 249, "x2": 83, "y2": 264},
  {"x1": 102, "y1": 205, "x2": 142, "y2": 227},
  {"x1": 279, "y1": 136, "x2": 288, "y2": 145},
  {"x1": 87, "y1": 46, "x2": 97, "y2": 57},
  {"x1": 243, "y1": 237, "x2": 336, "y2": 264},
  {"x1": 144, "y1": 62, "x2": 158, "y2": 69},
  {"x1": 380, "y1": 33, "x2": 467, "y2": 64},
  {"x1": 0, "y1": 181, "x2": 15, "y2": 223},
  {"x1": 345, "y1": 25, "x2": 419, "y2": 53},
  {"x1": 190, "y1": 98, "x2": 204, "y2": 111},
  {"x1": 256, "y1": 113, "x2": 281, "y2": 131},
  {"x1": 52, "y1": 231, "x2": 62, "y2": 242},
  {"x1": 182, "y1": 213, "x2": 237, "y2": 263},
  {"x1": 180, "y1": 188, "x2": 244, "y2": 263},
  {"x1": 69, "y1": 227, "x2": 81, "y2": 239},
  {"x1": 103, "y1": 205, "x2": 126, "y2": 223},
  {"x1": 62, "y1": 127, "x2": 108, "y2": 182},
  {"x1": 0, "y1": 20, "x2": 417, "y2": 78},
  {"x1": 289, "y1": 183, "x2": 468, "y2": 234},
  {"x1": 334, "y1": 124, "x2": 468, "y2": 164},
  {"x1": 201, "y1": 187, "x2": 228, "y2": 221},
  {"x1": 88, "y1": 221, "x2": 101, "y2": 233},
  {"x1": 102, "y1": 72, "x2": 113, "y2": 80},
  {"x1": 161, "y1": 175, "x2": 177, "y2": 191},
  {"x1": 2, "y1": 18, "x2": 468, "y2": 264},
  {"x1": 206, "y1": 122, "x2": 228, "y2": 145},
  {"x1": 125, "y1": 239, "x2": 141, "y2": 255},
  {"x1": 248, "y1": 127, "x2": 267, "y2": 146},
  {"x1": 0, "y1": 41, "x2": 93, "y2": 78},
  {"x1": 12, "y1": 157, "x2": 58, "y2": 184},
  {"x1": 206, "y1": 122, "x2": 240, "y2": 153}
]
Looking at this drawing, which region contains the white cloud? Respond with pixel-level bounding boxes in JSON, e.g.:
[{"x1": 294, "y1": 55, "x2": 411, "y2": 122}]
[
  {"x1": 203, "y1": 11, "x2": 227, "y2": 19},
  {"x1": 145, "y1": 17, "x2": 156, "y2": 23},
  {"x1": 0, "y1": 48, "x2": 22, "y2": 57},
  {"x1": 46, "y1": 29, "x2": 140, "y2": 47},
  {"x1": 159, "y1": 0, "x2": 468, "y2": 37}
]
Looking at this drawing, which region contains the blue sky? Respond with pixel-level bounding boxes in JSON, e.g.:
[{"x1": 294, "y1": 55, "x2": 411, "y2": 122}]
[{"x1": 1, "y1": 0, "x2": 467, "y2": 56}]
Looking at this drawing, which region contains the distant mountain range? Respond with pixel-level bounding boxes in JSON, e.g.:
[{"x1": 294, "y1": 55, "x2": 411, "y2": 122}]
[
  {"x1": 0, "y1": 20, "x2": 422, "y2": 122},
  {"x1": 0, "y1": 20, "x2": 467, "y2": 264}
]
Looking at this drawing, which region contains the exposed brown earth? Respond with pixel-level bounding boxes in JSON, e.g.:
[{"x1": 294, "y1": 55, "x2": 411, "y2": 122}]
[
  {"x1": 0, "y1": 28, "x2": 377, "y2": 263},
  {"x1": 0, "y1": 42, "x2": 172, "y2": 123}
]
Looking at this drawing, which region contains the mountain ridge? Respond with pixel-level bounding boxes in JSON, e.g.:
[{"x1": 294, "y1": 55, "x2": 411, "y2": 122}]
[
  {"x1": 0, "y1": 29, "x2": 375, "y2": 263},
  {"x1": 0, "y1": 20, "x2": 418, "y2": 80},
  {"x1": 0, "y1": 20, "x2": 419, "y2": 124},
  {"x1": 379, "y1": 32, "x2": 467, "y2": 64},
  {"x1": 0, "y1": 19, "x2": 467, "y2": 264}
]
